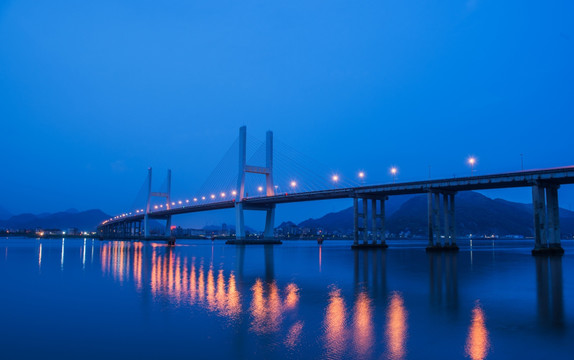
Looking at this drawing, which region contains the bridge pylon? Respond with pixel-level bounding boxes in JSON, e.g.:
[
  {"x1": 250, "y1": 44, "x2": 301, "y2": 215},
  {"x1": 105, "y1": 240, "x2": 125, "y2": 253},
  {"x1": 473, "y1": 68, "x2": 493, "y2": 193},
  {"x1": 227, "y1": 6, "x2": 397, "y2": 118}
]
[
  {"x1": 144, "y1": 167, "x2": 172, "y2": 238},
  {"x1": 228, "y1": 126, "x2": 280, "y2": 244}
]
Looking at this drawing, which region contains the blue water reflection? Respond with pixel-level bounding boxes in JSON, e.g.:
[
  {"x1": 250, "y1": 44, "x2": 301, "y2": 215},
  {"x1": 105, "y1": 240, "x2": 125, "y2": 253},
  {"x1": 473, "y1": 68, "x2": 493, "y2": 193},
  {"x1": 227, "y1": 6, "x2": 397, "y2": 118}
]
[{"x1": 0, "y1": 238, "x2": 573, "y2": 359}]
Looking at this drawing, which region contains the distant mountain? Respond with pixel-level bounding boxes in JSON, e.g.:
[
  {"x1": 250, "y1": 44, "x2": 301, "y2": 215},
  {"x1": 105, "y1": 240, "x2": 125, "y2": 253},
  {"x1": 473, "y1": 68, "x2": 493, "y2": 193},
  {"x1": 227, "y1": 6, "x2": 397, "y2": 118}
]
[
  {"x1": 0, "y1": 209, "x2": 111, "y2": 231},
  {"x1": 298, "y1": 195, "x2": 413, "y2": 233},
  {"x1": 387, "y1": 192, "x2": 574, "y2": 237},
  {"x1": 292, "y1": 192, "x2": 574, "y2": 237}
]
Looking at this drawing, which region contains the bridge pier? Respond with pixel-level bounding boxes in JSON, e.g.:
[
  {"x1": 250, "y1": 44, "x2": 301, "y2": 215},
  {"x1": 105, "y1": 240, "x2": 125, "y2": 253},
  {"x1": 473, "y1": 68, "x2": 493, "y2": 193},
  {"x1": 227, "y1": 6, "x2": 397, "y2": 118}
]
[
  {"x1": 426, "y1": 191, "x2": 458, "y2": 252},
  {"x1": 352, "y1": 197, "x2": 388, "y2": 250},
  {"x1": 532, "y1": 183, "x2": 563, "y2": 255}
]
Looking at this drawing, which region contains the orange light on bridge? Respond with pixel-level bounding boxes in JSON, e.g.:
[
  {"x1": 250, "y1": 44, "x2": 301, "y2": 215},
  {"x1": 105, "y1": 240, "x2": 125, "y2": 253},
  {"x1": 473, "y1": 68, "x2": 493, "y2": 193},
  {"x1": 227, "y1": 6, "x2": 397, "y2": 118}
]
[
  {"x1": 178, "y1": 200, "x2": 182, "y2": 205},
  {"x1": 358, "y1": 171, "x2": 365, "y2": 179},
  {"x1": 290, "y1": 181, "x2": 297, "y2": 188},
  {"x1": 193, "y1": 198, "x2": 198, "y2": 202},
  {"x1": 332, "y1": 175, "x2": 339, "y2": 182},
  {"x1": 257, "y1": 186, "x2": 263, "y2": 192},
  {"x1": 231, "y1": 190, "x2": 237, "y2": 196},
  {"x1": 210, "y1": 194, "x2": 216, "y2": 199},
  {"x1": 201, "y1": 196, "x2": 206, "y2": 200}
]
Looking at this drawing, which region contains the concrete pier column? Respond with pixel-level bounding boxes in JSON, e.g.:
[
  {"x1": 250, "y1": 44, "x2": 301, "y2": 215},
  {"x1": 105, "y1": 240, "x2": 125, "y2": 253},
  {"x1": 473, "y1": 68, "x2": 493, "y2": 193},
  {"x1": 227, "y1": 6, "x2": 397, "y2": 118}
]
[
  {"x1": 546, "y1": 186, "x2": 561, "y2": 247},
  {"x1": 353, "y1": 197, "x2": 359, "y2": 245},
  {"x1": 449, "y1": 193, "x2": 456, "y2": 245},
  {"x1": 380, "y1": 197, "x2": 386, "y2": 245},
  {"x1": 371, "y1": 199, "x2": 378, "y2": 244},
  {"x1": 427, "y1": 192, "x2": 434, "y2": 247},
  {"x1": 166, "y1": 216, "x2": 172, "y2": 236},
  {"x1": 443, "y1": 193, "x2": 450, "y2": 244},
  {"x1": 532, "y1": 184, "x2": 547, "y2": 250},
  {"x1": 362, "y1": 198, "x2": 368, "y2": 244},
  {"x1": 427, "y1": 191, "x2": 458, "y2": 252},
  {"x1": 235, "y1": 203, "x2": 245, "y2": 240},
  {"x1": 433, "y1": 192, "x2": 441, "y2": 245},
  {"x1": 263, "y1": 206, "x2": 276, "y2": 239}
]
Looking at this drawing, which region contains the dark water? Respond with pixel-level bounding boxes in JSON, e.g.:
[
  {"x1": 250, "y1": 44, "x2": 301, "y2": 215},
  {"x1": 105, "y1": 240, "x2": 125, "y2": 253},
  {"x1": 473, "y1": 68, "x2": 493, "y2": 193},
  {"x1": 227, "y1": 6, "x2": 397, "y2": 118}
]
[{"x1": 0, "y1": 237, "x2": 572, "y2": 359}]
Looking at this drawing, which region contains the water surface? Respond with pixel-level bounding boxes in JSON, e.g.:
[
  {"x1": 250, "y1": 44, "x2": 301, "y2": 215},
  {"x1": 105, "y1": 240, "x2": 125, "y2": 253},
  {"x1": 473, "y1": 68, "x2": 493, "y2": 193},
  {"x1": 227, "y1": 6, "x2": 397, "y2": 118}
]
[{"x1": 0, "y1": 237, "x2": 572, "y2": 359}]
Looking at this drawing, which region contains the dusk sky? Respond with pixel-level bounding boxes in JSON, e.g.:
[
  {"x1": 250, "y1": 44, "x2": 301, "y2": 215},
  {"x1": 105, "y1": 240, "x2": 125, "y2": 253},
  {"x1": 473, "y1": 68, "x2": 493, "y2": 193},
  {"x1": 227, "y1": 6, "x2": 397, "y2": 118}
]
[{"x1": 1, "y1": 1, "x2": 573, "y2": 227}]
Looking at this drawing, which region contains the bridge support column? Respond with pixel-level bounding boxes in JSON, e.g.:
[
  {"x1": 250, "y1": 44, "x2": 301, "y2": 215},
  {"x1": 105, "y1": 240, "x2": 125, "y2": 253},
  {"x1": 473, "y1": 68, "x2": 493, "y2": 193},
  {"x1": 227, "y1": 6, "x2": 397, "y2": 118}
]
[
  {"x1": 449, "y1": 193, "x2": 456, "y2": 246},
  {"x1": 352, "y1": 197, "x2": 388, "y2": 250},
  {"x1": 532, "y1": 183, "x2": 563, "y2": 255},
  {"x1": 228, "y1": 126, "x2": 280, "y2": 245},
  {"x1": 362, "y1": 198, "x2": 368, "y2": 244},
  {"x1": 371, "y1": 199, "x2": 377, "y2": 244},
  {"x1": 353, "y1": 197, "x2": 359, "y2": 246},
  {"x1": 427, "y1": 191, "x2": 458, "y2": 252}
]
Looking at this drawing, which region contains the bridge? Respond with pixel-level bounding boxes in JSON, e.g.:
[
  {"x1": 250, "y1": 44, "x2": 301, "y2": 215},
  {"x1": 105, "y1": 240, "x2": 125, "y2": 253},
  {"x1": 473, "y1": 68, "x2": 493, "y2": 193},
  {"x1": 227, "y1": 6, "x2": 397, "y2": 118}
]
[{"x1": 98, "y1": 126, "x2": 574, "y2": 255}]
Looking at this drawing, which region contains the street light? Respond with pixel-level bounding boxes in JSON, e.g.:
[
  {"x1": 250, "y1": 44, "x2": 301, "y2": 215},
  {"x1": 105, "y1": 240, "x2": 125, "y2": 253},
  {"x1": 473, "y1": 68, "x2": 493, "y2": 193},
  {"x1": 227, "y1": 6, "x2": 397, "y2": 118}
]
[
  {"x1": 390, "y1": 167, "x2": 398, "y2": 183},
  {"x1": 468, "y1": 157, "x2": 476, "y2": 176},
  {"x1": 358, "y1": 171, "x2": 365, "y2": 183}
]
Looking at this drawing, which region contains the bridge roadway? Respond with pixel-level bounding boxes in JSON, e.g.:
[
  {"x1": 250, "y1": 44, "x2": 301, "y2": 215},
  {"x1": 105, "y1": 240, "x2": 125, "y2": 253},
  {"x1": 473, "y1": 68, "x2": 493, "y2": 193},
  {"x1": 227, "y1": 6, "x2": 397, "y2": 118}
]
[{"x1": 101, "y1": 165, "x2": 574, "y2": 226}]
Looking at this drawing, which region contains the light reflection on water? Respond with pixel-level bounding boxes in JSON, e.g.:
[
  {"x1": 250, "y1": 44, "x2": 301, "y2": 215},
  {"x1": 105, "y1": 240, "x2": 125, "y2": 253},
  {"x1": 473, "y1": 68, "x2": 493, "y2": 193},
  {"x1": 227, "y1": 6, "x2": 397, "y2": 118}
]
[
  {"x1": 386, "y1": 292, "x2": 408, "y2": 360},
  {"x1": 466, "y1": 301, "x2": 490, "y2": 360},
  {"x1": 1, "y1": 238, "x2": 573, "y2": 359}
]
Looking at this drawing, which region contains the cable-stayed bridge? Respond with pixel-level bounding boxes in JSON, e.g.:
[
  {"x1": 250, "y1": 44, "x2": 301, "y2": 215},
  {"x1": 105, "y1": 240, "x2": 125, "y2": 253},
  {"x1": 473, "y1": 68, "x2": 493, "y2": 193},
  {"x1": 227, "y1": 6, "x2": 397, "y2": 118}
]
[{"x1": 98, "y1": 126, "x2": 574, "y2": 255}]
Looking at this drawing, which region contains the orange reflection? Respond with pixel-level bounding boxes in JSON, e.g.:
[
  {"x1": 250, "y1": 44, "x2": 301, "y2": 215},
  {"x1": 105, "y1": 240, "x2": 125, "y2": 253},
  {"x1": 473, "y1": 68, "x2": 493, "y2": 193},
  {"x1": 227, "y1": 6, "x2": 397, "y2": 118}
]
[
  {"x1": 285, "y1": 321, "x2": 304, "y2": 349},
  {"x1": 189, "y1": 260, "x2": 197, "y2": 303},
  {"x1": 226, "y1": 272, "x2": 241, "y2": 319},
  {"x1": 216, "y1": 269, "x2": 226, "y2": 312},
  {"x1": 250, "y1": 280, "x2": 284, "y2": 334},
  {"x1": 99, "y1": 244, "x2": 313, "y2": 337},
  {"x1": 353, "y1": 291, "x2": 373, "y2": 357},
  {"x1": 251, "y1": 279, "x2": 266, "y2": 333},
  {"x1": 268, "y1": 282, "x2": 282, "y2": 333},
  {"x1": 465, "y1": 302, "x2": 490, "y2": 360},
  {"x1": 386, "y1": 292, "x2": 408, "y2": 360},
  {"x1": 198, "y1": 266, "x2": 205, "y2": 301},
  {"x1": 324, "y1": 287, "x2": 347, "y2": 358},
  {"x1": 206, "y1": 266, "x2": 216, "y2": 309},
  {"x1": 284, "y1": 283, "x2": 300, "y2": 310}
]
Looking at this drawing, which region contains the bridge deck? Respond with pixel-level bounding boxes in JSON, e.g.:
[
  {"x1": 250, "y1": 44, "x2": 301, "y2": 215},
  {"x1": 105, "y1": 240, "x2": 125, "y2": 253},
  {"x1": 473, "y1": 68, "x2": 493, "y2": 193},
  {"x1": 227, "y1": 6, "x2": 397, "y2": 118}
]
[{"x1": 99, "y1": 166, "x2": 574, "y2": 228}]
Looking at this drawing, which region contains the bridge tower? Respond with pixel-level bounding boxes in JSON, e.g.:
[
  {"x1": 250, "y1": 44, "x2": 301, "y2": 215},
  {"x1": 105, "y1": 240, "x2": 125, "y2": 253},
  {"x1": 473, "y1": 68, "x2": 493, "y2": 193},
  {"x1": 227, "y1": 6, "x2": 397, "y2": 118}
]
[
  {"x1": 144, "y1": 168, "x2": 172, "y2": 238},
  {"x1": 230, "y1": 126, "x2": 279, "y2": 244}
]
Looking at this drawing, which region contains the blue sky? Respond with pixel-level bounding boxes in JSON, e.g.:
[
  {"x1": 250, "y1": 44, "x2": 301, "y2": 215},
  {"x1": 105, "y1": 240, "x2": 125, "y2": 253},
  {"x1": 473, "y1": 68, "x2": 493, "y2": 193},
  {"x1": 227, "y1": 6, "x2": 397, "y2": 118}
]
[{"x1": 0, "y1": 0, "x2": 573, "y2": 227}]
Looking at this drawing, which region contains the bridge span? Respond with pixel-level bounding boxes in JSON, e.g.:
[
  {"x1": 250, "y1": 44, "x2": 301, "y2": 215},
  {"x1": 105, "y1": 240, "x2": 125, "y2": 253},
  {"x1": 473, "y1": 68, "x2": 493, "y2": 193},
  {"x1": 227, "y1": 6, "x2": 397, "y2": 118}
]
[{"x1": 98, "y1": 127, "x2": 574, "y2": 255}]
